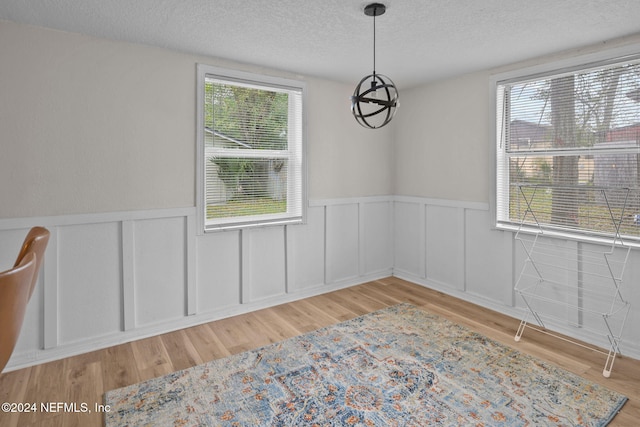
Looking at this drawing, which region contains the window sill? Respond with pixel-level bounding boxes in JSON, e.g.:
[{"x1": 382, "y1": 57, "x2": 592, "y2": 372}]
[{"x1": 496, "y1": 222, "x2": 640, "y2": 249}]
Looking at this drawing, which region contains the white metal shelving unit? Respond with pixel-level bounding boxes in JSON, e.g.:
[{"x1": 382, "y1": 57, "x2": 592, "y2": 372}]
[{"x1": 513, "y1": 185, "x2": 632, "y2": 377}]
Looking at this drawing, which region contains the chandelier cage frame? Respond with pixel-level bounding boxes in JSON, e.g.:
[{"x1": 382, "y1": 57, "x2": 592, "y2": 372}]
[{"x1": 350, "y1": 3, "x2": 399, "y2": 129}]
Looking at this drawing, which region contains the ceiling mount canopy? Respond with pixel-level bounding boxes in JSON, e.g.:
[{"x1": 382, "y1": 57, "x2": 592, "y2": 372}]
[
  {"x1": 350, "y1": 3, "x2": 399, "y2": 129},
  {"x1": 364, "y1": 2, "x2": 386, "y2": 17}
]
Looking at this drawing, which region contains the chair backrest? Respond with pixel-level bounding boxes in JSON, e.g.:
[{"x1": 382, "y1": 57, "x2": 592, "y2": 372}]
[
  {"x1": 14, "y1": 226, "x2": 50, "y2": 300},
  {"x1": 0, "y1": 252, "x2": 37, "y2": 373}
]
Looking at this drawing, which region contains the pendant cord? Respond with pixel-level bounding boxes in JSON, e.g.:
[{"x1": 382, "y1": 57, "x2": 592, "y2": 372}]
[{"x1": 372, "y1": 9, "x2": 376, "y2": 76}]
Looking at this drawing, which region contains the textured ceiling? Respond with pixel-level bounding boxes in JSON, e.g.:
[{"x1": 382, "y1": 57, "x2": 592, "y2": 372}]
[{"x1": 1, "y1": 0, "x2": 640, "y2": 89}]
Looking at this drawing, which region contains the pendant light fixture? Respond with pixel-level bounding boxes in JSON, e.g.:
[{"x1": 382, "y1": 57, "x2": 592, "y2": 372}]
[{"x1": 351, "y1": 3, "x2": 399, "y2": 129}]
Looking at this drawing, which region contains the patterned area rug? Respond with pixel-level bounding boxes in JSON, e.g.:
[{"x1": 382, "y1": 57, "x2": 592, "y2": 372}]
[{"x1": 104, "y1": 304, "x2": 627, "y2": 426}]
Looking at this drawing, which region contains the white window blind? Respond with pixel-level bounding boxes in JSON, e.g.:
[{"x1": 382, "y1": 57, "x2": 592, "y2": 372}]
[
  {"x1": 496, "y1": 56, "x2": 640, "y2": 243},
  {"x1": 197, "y1": 66, "x2": 305, "y2": 231}
]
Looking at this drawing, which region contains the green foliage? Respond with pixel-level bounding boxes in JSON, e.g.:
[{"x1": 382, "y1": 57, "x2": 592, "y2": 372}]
[
  {"x1": 210, "y1": 157, "x2": 271, "y2": 200},
  {"x1": 206, "y1": 81, "x2": 288, "y2": 150},
  {"x1": 211, "y1": 157, "x2": 243, "y2": 199},
  {"x1": 205, "y1": 79, "x2": 289, "y2": 207}
]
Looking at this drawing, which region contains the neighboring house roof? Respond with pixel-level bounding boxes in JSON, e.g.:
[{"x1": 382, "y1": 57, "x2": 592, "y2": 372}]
[
  {"x1": 205, "y1": 127, "x2": 253, "y2": 148},
  {"x1": 510, "y1": 119, "x2": 640, "y2": 147},
  {"x1": 605, "y1": 123, "x2": 640, "y2": 143},
  {"x1": 510, "y1": 119, "x2": 552, "y2": 143},
  {"x1": 509, "y1": 119, "x2": 553, "y2": 150}
]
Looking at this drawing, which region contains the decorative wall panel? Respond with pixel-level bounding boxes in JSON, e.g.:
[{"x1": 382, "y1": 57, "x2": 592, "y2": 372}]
[
  {"x1": 1, "y1": 196, "x2": 638, "y2": 370},
  {"x1": 0, "y1": 198, "x2": 394, "y2": 370}
]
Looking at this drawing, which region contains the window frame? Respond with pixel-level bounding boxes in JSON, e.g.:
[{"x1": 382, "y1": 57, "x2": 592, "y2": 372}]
[
  {"x1": 491, "y1": 47, "x2": 640, "y2": 246},
  {"x1": 196, "y1": 64, "x2": 307, "y2": 233}
]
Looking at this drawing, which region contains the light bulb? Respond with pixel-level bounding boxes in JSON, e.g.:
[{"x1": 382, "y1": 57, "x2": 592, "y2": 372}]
[{"x1": 370, "y1": 80, "x2": 378, "y2": 98}]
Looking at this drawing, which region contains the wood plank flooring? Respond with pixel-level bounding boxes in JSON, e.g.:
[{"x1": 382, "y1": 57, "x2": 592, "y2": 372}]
[{"x1": 1, "y1": 277, "x2": 638, "y2": 426}]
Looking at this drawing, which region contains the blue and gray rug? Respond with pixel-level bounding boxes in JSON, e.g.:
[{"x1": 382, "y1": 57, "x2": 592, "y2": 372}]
[{"x1": 105, "y1": 303, "x2": 627, "y2": 426}]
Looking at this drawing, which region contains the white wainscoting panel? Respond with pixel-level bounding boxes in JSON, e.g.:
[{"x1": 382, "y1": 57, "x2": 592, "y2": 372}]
[
  {"x1": 425, "y1": 205, "x2": 465, "y2": 291},
  {"x1": 242, "y1": 226, "x2": 287, "y2": 302},
  {"x1": 0, "y1": 198, "x2": 396, "y2": 371},
  {"x1": 622, "y1": 249, "x2": 640, "y2": 357},
  {"x1": 361, "y1": 201, "x2": 393, "y2": 276},
  {"x1": 43, "y1": 227, "x2": 58, "y2": 349},
  {"x1": 196, "y1": 230, "x2": 241, "y2": 313},
  {"x1": 286, "y1": 206, "x2": 326, "y2": 292},
  {"x1": 133, "y1": 216, "x2": 187, "y2": 327},
  {"x1": 393, "y1": 196, "x2": 640, "y2": 360},
  {"x1": 393, "y1": 197, "x2": 521, "y2": 314},
  {"x1": 57, "y1": 222, "x2": 123, "y2": 345},
  {"x1": 393, "y1": 201, "x2": 424, "y2": 278},
  {"x1": 325, "y1": 202, "x2": 360, "y2": 284},
  {"x1": 464, "y1": 209, "x2": 514, "y2": 307},
  {"x1": 2, "y1": 196, "x2": 638, "y2": 369}
]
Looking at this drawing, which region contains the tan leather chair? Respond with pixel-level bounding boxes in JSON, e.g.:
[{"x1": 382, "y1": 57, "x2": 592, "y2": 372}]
[
  {"x1": 0, "y1": 252, "x2": 37, "y2": 373},
  {"x1": 14, "y1": 226, "x2": 50, "y2": 300}
]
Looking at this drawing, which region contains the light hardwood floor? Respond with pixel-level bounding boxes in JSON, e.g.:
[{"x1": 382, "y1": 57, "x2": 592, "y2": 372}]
[{"x1": 1, "y1": 277, "x2": 638, "y2": 426}]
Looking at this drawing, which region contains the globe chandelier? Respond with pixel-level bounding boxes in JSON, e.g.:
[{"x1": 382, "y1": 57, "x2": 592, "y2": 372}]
[{"x1": 350, "y1": 3, "x2": 399, "y2": 129}]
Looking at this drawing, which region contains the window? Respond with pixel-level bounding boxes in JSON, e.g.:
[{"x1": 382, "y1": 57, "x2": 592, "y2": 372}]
[
  {"x1": 495, "y1": 55, "x2": 640, "y2": 244},
  {"x1": 197, "y1": 65, "x2": 306, "y2": 231}
]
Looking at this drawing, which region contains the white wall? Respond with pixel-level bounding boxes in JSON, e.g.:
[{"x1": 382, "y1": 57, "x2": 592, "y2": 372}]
[
  {"x1": 1, "y1": 19, "x2": 640, "y2": 372},
  {"x1": 0, "y1": 20, "x2": 394, "y2": 370},
  {"x1": 0, "y1": 19, "x2": 393, "y2": 219},
  {"x1": 391, "y1": 35, "x2": 640, "y2": 365},
  {"x1": 306, "y1": 79, "x2": 394, "y2": 199},
  {"x1": 393, "y1": 72, "x2": 491, "y2": 202},
  {"x1": 0, "y1": 20, "x2": 194, "y2": 217}
]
